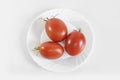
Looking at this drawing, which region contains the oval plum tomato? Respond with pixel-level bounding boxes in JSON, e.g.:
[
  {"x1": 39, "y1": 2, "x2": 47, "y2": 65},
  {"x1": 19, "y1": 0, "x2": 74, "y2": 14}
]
[
  {"x1": 65, "y1": 30, "x2": 86, "y2": 56},
  {"x1": 45, "y1": 18, "x2": 67, "y2": 42},
  {"x1": 39, "y1": 41, "x2": 64, "y2": 59}
]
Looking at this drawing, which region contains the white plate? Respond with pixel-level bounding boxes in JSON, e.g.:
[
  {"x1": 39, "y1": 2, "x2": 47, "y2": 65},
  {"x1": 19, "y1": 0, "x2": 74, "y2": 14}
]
[{"x1": 26, "y1": 9, "x2": 94, "y2": 72}]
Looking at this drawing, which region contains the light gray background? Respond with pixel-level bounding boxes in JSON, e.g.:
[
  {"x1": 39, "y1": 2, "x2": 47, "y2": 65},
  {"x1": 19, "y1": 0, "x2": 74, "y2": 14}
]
[{"x1": 1, "y1": 0, "x2": 120, "y2": 80}]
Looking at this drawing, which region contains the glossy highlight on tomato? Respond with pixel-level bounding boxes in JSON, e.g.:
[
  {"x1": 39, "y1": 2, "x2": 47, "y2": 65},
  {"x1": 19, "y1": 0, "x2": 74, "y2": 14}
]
[
  {"x1": 65, "y1": 30, "x2": 86, "y2": 56},
  {"x1": 45, "y1": 18, "x2": 67, "y2": 42},
  {"x1": 39, "y1": 41, "x2": 64, "y2": 59}
]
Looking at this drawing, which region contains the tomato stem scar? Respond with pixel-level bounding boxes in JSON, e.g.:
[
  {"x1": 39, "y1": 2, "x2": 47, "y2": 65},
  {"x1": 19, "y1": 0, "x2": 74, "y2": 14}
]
[
  {"x1": 78, "y1": 28, "x2": 81, "y2": 32},
  {"x1": 46, "y1": 17, "x2": 49, "y2": 20},
  {"x1": 40, "y1": 18, "x2": 47, "y2": 21},
  {"x1": 73, "y1": 28, "x2": 81, "y2": 32},
  {"x1": 33, "y1": 47, "x2": 40, "y2": 51}
]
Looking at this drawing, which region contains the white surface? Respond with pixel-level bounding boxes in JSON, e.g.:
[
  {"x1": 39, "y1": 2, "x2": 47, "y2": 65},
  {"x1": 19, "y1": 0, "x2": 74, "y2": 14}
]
[
  {"x1": 27, "y1": 9, "x2": 93, "y2": 72},
  {"x1": 1, "y1": 0, "x2": 120, "y2": 79}
]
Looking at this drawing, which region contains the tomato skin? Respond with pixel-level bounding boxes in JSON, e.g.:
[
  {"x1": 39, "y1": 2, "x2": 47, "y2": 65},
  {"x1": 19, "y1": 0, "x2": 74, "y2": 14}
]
[
  {"x1": 45, "y1": 18, "x2": 67, "y2": 42},
  {"x1": 40, "y1": 42, "x2": 64, "y2": 59},
  {"x1": 65, "y1": 31, "x2": 86, "y2": 56}
]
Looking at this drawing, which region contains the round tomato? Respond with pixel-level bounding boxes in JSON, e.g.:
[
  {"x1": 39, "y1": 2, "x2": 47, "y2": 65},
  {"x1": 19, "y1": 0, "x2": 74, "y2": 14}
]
[
  {"x1": 65, "y1": 30, "x2": 86, "y2": 56},
  {"x1": 45, "y1": 18, "x2": 67, "y2": 42},
  {"x1": 39, "y1": 41, "x2": 64, "y2": 59}
]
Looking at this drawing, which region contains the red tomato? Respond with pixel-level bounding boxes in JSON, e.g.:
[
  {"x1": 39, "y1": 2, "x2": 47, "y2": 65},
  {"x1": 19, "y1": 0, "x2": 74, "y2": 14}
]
[
  {"x1": 39, "y1": 42, "x2": 64, "y2": 59},
  {"x1": 65, "y1": 31, "x2": 86, "y2": 56},
  {"x1": 45, "y1": 18, "x2": 67, "y2": 42}
]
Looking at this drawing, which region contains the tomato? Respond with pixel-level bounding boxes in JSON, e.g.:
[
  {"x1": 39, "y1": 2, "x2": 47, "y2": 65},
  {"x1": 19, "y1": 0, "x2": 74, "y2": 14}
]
[
  {"x1": 45, "y1": 18, "x2": 67, "y2": 42},
  {"x1": 39, "y1": 41, "x2": 64, "y2": 59},
  {"x1": 65, "y1": 30, "x2": 86, "y2": 56}
]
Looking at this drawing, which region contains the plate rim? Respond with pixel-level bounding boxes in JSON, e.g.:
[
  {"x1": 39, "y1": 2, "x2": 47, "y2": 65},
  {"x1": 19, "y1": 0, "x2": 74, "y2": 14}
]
[{"x1": 26, "y1": 8, "x2": 95, "y2": 72}]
